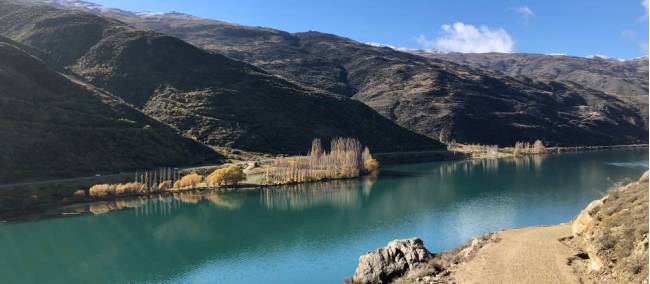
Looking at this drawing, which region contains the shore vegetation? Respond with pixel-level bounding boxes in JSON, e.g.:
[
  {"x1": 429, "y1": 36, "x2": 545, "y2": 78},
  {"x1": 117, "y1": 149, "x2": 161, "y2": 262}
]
[{"x1": 264, "y1": 138, "x2": 379, "y2": 185}]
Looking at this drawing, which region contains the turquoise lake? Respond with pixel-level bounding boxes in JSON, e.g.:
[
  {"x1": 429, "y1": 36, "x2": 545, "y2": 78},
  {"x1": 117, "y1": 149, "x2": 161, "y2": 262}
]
[{"x1": 0, "y1": 149, "x2": 647, "y2": 283}]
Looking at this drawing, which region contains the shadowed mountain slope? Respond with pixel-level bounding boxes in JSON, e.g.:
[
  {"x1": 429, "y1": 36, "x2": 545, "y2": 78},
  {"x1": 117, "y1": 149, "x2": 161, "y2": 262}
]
[
  {"x1": 409, "y1": 51, "x2": 649, "y2": 123},
  {"x1": 0, "y1": 2, "x2": 443, "y2": 153},
  {"x1": 0, "y1": 36, "x2": 220, "y2": 183}
]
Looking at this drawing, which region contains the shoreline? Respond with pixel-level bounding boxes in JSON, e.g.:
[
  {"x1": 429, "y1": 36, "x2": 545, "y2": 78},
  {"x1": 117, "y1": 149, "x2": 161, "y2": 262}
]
[
  {"x1": 349, "y1": 171, "x2": 649, "y2": 284},
  {"x1": 0, "y1": 144, "x2": 647, "y2": 222},
  {"x1": 1, "y1": 143, "x2": 646, "y2": 188}
]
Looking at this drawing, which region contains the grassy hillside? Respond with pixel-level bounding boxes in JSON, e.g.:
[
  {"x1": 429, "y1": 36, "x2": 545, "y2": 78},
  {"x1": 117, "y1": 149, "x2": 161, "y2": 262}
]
[
  {"x1": 0, "y1": 36, "x2": 221, "y2": 183},
  {"x1": 571, "y1": 171, "x2": 649, "y2": 283}
]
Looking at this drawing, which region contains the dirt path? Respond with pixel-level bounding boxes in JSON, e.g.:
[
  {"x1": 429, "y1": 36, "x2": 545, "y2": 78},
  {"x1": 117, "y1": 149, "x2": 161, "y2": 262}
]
[{"x1": 452, "y1": 224, "x2": 581, "y2": 284}]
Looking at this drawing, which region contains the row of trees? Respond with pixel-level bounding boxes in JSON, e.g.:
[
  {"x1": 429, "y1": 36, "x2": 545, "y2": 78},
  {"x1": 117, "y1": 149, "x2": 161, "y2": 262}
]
[
  {"x1": 446, "y1": 139, "x2": 547, "y2": 157},
  {"x1": 264, "y1": 138, "x2": 380, "y2": 185},
  {"x1": 87, "y1": 166, "x2": 246, "y2": 198},
  {"x1": 513, "y1": 140, "x2": 546, "y2": 156}
]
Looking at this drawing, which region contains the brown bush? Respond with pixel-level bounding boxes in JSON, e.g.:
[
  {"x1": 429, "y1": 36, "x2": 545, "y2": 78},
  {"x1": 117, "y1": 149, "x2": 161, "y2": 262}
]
[
  {"x1": 207, "y1": 168, "x2": 226, "y2": 186},
  {"x1": 72, "y1": 190, "x2": 86, "y2": 200},
  {"x1": 207, "y1": 165, "x2": 246, "y2": 187},
  {"x1": 158, "y1": 180, "x2": 172, "y2": 191},
  {"x1": 89, "y1": 184, "x2": 116, "y2": 197},
  {"x1": 364, "y1": 158, "x2": 380, "y2": 173},
  {"x1": 116, "y1": 182, "x2": 148, "y2": 195},
  {"x1": 173, "y1": 172, "x2": 203, "y2": 189}
]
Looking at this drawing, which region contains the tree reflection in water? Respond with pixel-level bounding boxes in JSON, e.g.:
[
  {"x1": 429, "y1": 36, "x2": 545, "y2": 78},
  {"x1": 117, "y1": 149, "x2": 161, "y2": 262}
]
[{"x1": 262, "y1": 175, "x2": 377, "y2": 211}]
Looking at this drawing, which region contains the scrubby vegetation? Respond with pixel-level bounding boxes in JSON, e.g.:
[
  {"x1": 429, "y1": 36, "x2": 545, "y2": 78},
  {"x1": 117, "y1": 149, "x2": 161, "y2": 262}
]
[
  {"x1": 206, "y1": 165, "x2": 246, "y2": 187},
  {"x1": 449, "y1": 139, "x2": 549, "y2": 158},
  {"x1": 89, "y1": 182, "x2": 149, "y2": 198},
  {"x1": 264, "y1": 138, "x2": 379, "y2": 185},
  {"x1": 81, "y1": 138, "x2": 378, "y2": 201},
  {"x1": 173, "y1": 172, "x2": 203, "y2": 189},
  {"x1": 513, "y1": 140, "x2": 546, "y2": 156},
  {"x1": 84, "y1": 166, "x2": 249, "y2": 201},
  {"x1": 569, "y1": 171, "x2": 649, "y2": 283},
  {"x1": 88, "y1": 184, "x2": 115, "y2": 198}
]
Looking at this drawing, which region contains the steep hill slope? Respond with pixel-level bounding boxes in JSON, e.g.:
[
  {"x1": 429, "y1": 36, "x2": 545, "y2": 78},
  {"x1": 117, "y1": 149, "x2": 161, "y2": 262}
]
[
  {"x1": 571, "y1": 171, "x2": 649, "y2": 283},
  {"x1": 85, "y1": 11, "x2": 648, "y2": 146},
  {"x1": 410, "y1": 51, "x2": 649, "y2": 122},
  {"x1": 0, "y1": 36, "x2": 220, "y2": 183},
  {"x1": 0, "y1": 2, "x2": 442, "y2": 153},
  {"x1": 412, "y1": 52, "x2": 648, "y2": 96},
  {"x1": 297, "y1": 32, "x2": 647, "y2": 146}
]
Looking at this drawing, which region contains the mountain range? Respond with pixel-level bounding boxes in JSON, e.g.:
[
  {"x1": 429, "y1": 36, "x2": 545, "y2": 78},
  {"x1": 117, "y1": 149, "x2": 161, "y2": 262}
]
[
  {"x1": 410, "y1": 51, "x2": 649, "y2": 122},
  {"x1": 99, "y1": 9, "x2": 648, "y2": 145},
  {"x1": 0, "y1": 1, "x2": 442, "y2": 152},
  {"x1": 0, "y1": 0, "x2": 647, "y2": 182}
]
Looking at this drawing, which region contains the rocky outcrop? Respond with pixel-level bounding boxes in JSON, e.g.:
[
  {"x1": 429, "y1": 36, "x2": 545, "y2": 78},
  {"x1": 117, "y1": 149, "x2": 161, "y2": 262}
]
[
  {"x1": 349, "y1": 238, "x2": 433, "y2": 284},
  {"x1": 570, "y1": 171, "x2": 649, "y2": 282}
]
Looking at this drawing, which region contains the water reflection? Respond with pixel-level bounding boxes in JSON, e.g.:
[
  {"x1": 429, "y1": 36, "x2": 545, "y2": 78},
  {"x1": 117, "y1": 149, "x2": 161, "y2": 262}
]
[
  {"x1": 75, "y1": 176, "x2": 377, "y2": 217},
  {"x1": 262, "y1": 175, "x2": 376, "y2": 210}
]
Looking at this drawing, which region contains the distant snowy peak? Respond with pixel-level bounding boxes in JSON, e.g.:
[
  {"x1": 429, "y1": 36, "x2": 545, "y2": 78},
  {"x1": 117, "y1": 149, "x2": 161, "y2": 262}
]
[
  {"x1": 19, "y1": 0, "x2": 190, "y2": 20},
  {"x1": 134, "y1": 11, "x2": 168, "y2": 17},
  {"x1": 365, "y1": 42, "x2": 447, "y2": 54},
  {"x1": 134, "y1": 11, "x2": 198, "y2": 20},
  {"x1": 366, "y1": 41, "x2": 646, "y2": 62},
  {"x1": 30, "y1": 0, "x2": 110, "y2": 11}
]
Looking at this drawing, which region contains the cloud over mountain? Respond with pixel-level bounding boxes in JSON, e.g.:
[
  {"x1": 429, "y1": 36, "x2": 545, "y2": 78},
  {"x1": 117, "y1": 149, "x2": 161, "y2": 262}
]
[{"x1": 417, "y1": 22, "x2": 514, "y2": 53}]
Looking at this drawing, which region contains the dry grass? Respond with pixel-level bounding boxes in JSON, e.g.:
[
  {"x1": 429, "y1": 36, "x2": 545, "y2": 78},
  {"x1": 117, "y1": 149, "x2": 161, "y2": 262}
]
[
  {"x1": 264, "y1": 138, "x2": 379, "y2": 185},
  {"x1": 570, "y1": 171, "x2": 649, "y2": 283}
]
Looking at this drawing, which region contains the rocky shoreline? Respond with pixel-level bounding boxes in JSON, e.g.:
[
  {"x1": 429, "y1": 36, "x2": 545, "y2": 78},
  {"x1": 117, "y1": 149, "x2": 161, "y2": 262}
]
[{"x1": 348, "y1": 171, "x2": 649, "y2": 284}]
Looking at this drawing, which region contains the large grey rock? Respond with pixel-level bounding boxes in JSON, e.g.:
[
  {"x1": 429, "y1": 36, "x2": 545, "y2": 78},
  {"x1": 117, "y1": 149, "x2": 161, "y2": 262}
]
[{"x1": 351, "y1": 238, "x2": 433, "y2": 284}]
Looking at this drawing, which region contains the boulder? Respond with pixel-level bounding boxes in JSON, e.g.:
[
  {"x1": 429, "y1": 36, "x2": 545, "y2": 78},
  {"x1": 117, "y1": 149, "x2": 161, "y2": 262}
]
[{"x1": 350, "y1": 238, "x2": 433, "y2": 284}]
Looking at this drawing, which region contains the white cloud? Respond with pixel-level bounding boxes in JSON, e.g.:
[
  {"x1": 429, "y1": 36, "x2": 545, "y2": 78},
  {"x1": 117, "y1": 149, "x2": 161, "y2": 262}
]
[
  {"x1": 641, "y1": 0, "x2": 649, "y2": 20},
  {"x1": 641, "y1": 41, "x2": 649, "y2": 53},
  {"x1": 512, "y1": 6, "x2": 534, "y2": 20},
  {"x1": 366, "y1": 42, "x2": 396, "y2": 49},
  {"x1": 586, "y1": 54, "x2": 611, "y2": 59},
  {"x1": 417, "y1": 22, "x2": 514, "y2": 53},
  {"x1": 621, "y1": 30, "x2": 636, "y2": 40}
]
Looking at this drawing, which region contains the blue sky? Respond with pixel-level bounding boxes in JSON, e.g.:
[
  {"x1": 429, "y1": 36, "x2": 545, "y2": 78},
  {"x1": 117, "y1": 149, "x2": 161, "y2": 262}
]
[{"x1": 93, "y1": 0, "x2": 649, "y2": 59}]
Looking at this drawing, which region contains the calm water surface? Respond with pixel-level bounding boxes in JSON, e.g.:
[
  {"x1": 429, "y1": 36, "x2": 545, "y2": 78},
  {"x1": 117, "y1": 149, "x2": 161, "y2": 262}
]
[{"x1": 0, "y1": 149, "x2": 647, "y2": 283}]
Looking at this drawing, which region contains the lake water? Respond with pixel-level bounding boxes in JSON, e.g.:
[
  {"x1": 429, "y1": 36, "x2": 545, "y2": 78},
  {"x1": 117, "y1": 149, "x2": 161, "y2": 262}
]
[{"x1": 0, "y1": 149, "x2": 647, "y2": 283}]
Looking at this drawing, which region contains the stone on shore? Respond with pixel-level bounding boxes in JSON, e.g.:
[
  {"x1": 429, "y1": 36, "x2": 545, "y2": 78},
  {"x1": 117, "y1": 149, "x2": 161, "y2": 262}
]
[{"x1": 350, "y1": 238, "x2": 433, "y2": 284}]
